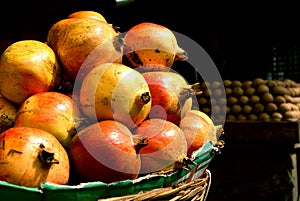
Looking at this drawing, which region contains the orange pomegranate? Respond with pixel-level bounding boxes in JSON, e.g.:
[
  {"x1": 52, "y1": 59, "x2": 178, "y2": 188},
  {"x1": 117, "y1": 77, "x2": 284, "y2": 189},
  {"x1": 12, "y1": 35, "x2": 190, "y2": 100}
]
[
  {"x1": 123, "y1": 22, "x2": 187, "y2": 72},
  {"x1": 47, "y1": 17, "x2": 123, "y2": 82},
  {"x1": 47, "y1": 18, "x2": 77, "y2": 56},
  {"x1": 0, "y1": 127, "x2": 70, "y2": 187},
  {"x1": 14, "y1": 91, "x2": 81, "y2": 148},
  {"x1": 180, "y1": 110, "x2": 223, "y2": 156},
  {"x1": 67, "y1": 10, "x2": 108, "y2": 22},
  {"x1": 134, "y1": 118, "x2": 187, "y2": 174}
]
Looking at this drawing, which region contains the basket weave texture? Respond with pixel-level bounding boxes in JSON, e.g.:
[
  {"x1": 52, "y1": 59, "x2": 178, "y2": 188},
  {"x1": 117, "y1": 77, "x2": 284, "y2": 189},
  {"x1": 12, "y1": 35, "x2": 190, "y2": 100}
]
[{"x1": 98, "y1": 169, "x2": 211, "y2": 201}]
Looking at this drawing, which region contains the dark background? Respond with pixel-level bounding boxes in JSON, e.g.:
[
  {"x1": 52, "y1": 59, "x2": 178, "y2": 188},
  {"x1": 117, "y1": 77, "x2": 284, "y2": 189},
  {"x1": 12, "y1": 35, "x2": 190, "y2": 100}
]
[
  {"x1": 0, "y1": 1, "x2": 299, "y2": 200},
  {"x1": 1, "y1": 0, "x2": 299, "y2": 82}
]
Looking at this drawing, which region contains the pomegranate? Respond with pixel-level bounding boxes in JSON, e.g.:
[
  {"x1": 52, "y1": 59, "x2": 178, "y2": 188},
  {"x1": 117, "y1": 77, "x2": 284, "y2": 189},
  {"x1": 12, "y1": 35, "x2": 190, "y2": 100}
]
[
  {"x1": 66, "y1": 10, "x2": 117, "y2": 31},
  {"x1": 134, "y1": 118, "x2": 187, "y2": 174},
  {"x1": 180, "y1": 109, "x2": 223, "y2": 157},
  {"x1": 0, "y1": 96, "x2": 19, "y2": 133},
  {"x1": 0, "y1": 40, "x2": 62, "y2": 104},
  {"x1": 67, "y1": 10, "x2": 108, "y2": 23},
  {"x1": 123, "y1": 22, "x2": 187, "y2": 72},
  {"x1": 78, "y1": 63, "x2": 152, "y2": 129},
  {"x1": 47, "y1": 17, "x2": 123, "y2": 82},
  {"x1": 0, "y1": 127, "x2": 70, "y2": 187},
  {"x1": 47, "y1": 18, "x2": 77, "y2": 57},
  {"x1": 14, "y1": 91, "x2": 81, "y2": 148},
  {"x1": 68, "y1": 120, "x2": 148, "y2": 183},
  {"x1": 142, "y1": 71, "x2": 201, "y2": 125}
]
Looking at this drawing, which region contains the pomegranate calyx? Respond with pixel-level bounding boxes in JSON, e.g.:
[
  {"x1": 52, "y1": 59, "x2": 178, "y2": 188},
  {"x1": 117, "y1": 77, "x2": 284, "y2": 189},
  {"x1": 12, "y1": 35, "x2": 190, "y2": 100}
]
[
  {"x1": 131, "y1": 135, "x2": 149, "y2": 154},
  {"x1": 175, "y1": 47, "x2": 188, "y2": 61},
  {"x1": 38, "y1": 144, "x2": 59, "y2": 165},
  {"x1": 137, "y1": 92, "x2": 151, "y2": 106},
  {"x1": 113, "y1": 33, "x2": 126, "y2": 52},
  {"x1": 215, "y1": 140, "x2": 225, "y2": 149},
  {"x1": 216, "y1": 125, "x2": 225, "y2": 137},
  {"x1": 179, "y1": 82, "x2": 202, "y2": 100},
  {"x1": 112, "y1": 24, "x2": 121, "y2": 32},
  {"x1": 190, "y1": 82, "x2": 202, "y2": 96}
]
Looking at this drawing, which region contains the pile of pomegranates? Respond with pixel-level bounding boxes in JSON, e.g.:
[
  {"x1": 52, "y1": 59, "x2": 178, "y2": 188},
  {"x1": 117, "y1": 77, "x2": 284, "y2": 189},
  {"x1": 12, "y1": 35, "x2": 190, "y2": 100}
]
[{"x1": 0, "y1": 10, "x2": 223, "y2": 188}]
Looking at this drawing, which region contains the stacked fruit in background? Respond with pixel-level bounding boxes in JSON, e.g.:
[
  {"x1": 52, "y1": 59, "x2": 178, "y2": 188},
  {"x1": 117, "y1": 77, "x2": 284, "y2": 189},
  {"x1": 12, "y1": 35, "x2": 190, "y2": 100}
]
[
  {"x1": 198, "y1": 78, "x2": 300, "y2": 121},
  {"x1": 0, "y1": 10, "x2": 222, "y2": 188}
]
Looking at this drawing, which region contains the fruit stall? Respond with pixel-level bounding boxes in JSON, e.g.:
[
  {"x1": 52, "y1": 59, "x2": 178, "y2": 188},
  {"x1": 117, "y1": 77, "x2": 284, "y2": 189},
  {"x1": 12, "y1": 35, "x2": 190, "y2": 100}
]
[
  {"x1": 196, "y1": 78, "x2": 300, "y2": 201},
  {"x1": 1, "y1": 1, "x2": 300, "y2": 201}
]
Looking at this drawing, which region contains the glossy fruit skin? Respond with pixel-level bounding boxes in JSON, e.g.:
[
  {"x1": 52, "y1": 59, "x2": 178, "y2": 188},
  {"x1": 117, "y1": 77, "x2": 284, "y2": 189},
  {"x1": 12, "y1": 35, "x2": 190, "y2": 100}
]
[
  {"x1": 47, "y1": 17, "x2": 123, "y2": 82},
  {"x1": 0, "y1": 40, "x2": 62, "y2": 104},
  {"x1": 123, "y1": 22, "x2": 187, "y2": 72},
  {"x1": 0, "y1": 127, "x2": 70, "y2": 187},
  {"x1": 180, "y1": 110, "x2": 211, "y2": 157},
  {"x1": 142, "y1": 71, "x2": 196, "y2": 125},
  {"x1": 47, "y1": 18, "x2": 76, "y2": 56},
  {"x1": 14, "y1": 91, "x2": 81, "y2": 148},
  {"x1": 134, "y1": 118, "x2": 187, "y2": 174},
  {"x1": 68, "y1": 120, "x2": 142, "y2": 183},
  {"x1": 79, "y1": 63, "x2": 151, "y2": 129},
  {"x1": 180, "y1": 110, "x2": 219, "y2": 156},
  {"x1": 67, "y1": 10, "x2": 108, "y2": 22}
]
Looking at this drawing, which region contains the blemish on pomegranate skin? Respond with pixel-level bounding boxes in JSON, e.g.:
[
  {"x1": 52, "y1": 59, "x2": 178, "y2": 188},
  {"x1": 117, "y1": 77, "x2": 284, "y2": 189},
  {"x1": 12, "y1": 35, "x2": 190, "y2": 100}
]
[
  {"x1": 130, "y1": 51, "x2": 143, "y2": 65},
  {"x1": 7, "y1": 149, "x2": 23, "y2": 156},
  {"x1": 39, "y1": 143, "x2": 45, "y2": 149},
  {"x1": 101, "y1": 97, "x2": 109, "y2": 105},
  {"x1": 155, "y1": 49, "x2": 160, "y2": 53}
]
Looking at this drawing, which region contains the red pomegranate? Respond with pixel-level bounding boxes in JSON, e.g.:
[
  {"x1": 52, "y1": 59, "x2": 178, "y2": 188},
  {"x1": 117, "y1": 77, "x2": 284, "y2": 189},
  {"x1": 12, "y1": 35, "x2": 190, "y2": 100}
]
[
  {"x1": 134, "y1": 118, "x2": 187, "y2": 174},
  {"x1": 142, "y1": 71, "x2": 201, "y2": 125},
  {"x1": 68, "y1": 120, "x2": 148, "y2": 183},
  {"x1": 0, "y1": 127, "x2": 70, "y2": 187}
]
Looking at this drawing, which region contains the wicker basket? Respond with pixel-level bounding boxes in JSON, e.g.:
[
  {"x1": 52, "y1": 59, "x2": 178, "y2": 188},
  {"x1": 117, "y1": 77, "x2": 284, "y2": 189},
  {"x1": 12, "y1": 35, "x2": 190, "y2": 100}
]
[{"x1": 98, "y1": 169, "x2": 212, "y2": 201}]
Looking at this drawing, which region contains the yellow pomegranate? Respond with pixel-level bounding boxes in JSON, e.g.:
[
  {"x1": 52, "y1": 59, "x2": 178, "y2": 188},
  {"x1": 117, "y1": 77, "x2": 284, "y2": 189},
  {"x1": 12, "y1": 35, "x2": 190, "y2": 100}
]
[
  {"x1": 123, "y1": 22, "x2": 187, "y2": 72},
  {"x1": 79, "y1": 63, "x2": 151, "y2": 129},
  {"x1": 0, "y1": 40, "x2": 62, "y2": 104}
]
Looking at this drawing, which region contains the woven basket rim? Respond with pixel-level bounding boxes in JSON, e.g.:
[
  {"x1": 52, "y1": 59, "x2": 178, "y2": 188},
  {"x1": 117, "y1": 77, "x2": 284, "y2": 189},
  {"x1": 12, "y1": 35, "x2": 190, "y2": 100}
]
[{"x1": 98, "y1": 169, "x2": 211, "y2": 201}]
